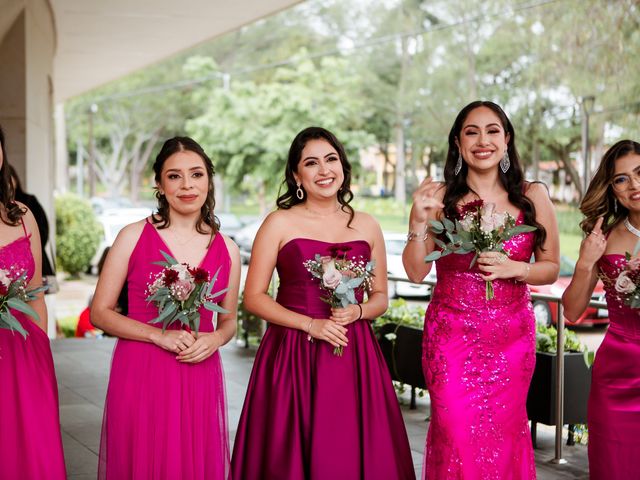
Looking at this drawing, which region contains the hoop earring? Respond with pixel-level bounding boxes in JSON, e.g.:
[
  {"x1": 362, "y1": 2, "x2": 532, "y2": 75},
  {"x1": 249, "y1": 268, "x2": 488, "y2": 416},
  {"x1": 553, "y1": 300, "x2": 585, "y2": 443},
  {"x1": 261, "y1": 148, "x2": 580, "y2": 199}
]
[
  {"x1": 296, "y1": 184, "x2": 304, "y2": 200},
  {"x1": 454, "y1": 154, "x2": 463, "y2": 176},
  {"x1": 500, "y1": 151, "x2": 510, "y2": 174}
]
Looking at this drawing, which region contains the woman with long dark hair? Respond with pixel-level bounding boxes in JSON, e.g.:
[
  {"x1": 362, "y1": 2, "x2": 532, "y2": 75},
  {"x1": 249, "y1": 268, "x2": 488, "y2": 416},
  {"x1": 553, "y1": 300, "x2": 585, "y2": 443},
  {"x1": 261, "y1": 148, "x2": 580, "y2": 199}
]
[
  {"x1": 231, "y1": 127, "x2": 415, "y2": 479},
  {"x1": 92, "y1": 136, "x2": 240, "y2": 479},
  {"x1": 403, "y1": 101, "x2": 560, "y2": 478},
  {"x1": 0, "y1": 126, "x2": 66, "y2": 479},
  {"x1": 562, "y1": 140, "x2": 640, "y2": 479}
]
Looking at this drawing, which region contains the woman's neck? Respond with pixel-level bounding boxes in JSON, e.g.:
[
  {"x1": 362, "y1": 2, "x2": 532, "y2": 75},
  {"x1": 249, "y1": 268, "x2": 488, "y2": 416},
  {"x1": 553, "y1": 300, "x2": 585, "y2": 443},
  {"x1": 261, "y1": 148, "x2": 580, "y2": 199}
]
[
  {"x1": 465, "y1": 170, "x2": 505, "y2": 200},
  {"x1": 302, "y1": 197, "x2": 340, "y2": 216},
  {"x1": 167, "y1": 210, "x2": 203, "y2": 232}
]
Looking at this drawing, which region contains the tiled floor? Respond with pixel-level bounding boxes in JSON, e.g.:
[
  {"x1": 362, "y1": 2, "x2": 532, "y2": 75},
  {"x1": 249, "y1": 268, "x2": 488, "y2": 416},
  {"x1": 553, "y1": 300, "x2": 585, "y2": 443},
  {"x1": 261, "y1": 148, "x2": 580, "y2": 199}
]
[{"x1": 53, "y1": 338, "x2": 589, "y2": 479}]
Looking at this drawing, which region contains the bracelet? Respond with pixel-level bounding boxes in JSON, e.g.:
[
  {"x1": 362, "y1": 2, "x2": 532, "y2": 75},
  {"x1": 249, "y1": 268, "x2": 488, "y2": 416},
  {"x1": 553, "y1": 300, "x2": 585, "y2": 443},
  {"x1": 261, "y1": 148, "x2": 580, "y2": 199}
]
[
  {"x1": 306, "y1": 318, "x2": 314, "y2": 342},
  {"x1": 518, "y1": 263, "x2": 531, "y2": 282},
  {"x1": 356, "y1": 304, "x2": 363, "y2": 321},
  {"x1": 407, "y1": 227, "x2": 429, "y2": 242}
]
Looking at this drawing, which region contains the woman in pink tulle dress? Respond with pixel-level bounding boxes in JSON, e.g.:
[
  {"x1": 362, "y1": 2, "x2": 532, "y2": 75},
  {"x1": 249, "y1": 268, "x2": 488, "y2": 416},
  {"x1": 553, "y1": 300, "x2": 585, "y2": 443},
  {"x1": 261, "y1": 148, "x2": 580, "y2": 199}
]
[
  {"x1": 563, "y1": 140, "x2": 640, "y2": 479},
  {"x1": 91, "y1": 137, "x2": 240, "y2": 479},
  {"x1": 403, "y1": 101, "x2": 560, "y2": 479},
  {"x1": 0, "y1": 126, "x2": 66, "y2": 480}
]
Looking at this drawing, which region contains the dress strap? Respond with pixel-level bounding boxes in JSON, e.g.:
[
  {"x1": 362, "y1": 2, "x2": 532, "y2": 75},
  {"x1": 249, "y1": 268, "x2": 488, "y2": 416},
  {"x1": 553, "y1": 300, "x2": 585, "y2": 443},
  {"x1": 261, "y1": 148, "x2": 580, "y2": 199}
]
[{"x1": 19, "y1": 216, "x2": 28, "y2": 237}]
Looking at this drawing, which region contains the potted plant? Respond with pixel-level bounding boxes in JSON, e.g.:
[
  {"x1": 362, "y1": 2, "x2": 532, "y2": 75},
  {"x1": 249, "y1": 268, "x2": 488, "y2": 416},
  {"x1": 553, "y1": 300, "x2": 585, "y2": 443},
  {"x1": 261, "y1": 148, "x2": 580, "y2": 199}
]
[{"x1": 526, "y1": 323, "x2": 592, "y2": 446}]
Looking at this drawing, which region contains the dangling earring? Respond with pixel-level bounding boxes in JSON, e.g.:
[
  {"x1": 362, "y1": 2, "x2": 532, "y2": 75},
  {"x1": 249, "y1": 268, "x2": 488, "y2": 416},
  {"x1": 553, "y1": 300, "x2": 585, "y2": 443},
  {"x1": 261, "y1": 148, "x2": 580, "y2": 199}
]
[
  {"x1": 500, "y1": 151, "x2": 510, "y2": 174},
  {"x1": 614, "y1": 198, "x2": 618, "y2": 213},
  {"x1": 454, "y1": 154, "x2": 463, "y2": 176},
  {"x1": 296, "y1": 184, "x2": 304, "y2": 200}
]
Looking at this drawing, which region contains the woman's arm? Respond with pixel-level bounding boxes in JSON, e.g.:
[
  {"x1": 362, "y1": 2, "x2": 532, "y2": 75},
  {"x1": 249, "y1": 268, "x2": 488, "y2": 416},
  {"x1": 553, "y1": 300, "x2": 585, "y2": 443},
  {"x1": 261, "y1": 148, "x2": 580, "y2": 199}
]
[
  {"x1": 402, "y1": 178, "x2": 445, "y2": 283},
  {"x1": 91, "y1": 220, "x2": 195, "y2": 352},
  {"x1": 22, "y1": 207, "x2": 47, "y2": 332},
  {"x1": 178, "y1": 234, "x2": 240, "y2": 363},
  {"x1": 243, "y1": 212, "x2": 348, "y2": 349},
  {"x1": 562, "y1": 217, "x2": 606, "y2": 322}
]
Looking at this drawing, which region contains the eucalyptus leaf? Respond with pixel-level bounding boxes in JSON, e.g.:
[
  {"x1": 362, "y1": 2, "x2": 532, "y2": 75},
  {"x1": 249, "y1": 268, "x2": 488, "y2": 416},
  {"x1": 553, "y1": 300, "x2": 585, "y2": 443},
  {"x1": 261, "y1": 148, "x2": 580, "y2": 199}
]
[
  {"x1": 6, "y1": 298, "x2": 40, "y2": 321},
  {"x1": 0, "y1": 310, "x2": 28, "y2": 338},
  {"x1": 424, "y1": 251, "x2": 442, "y2": 262},
  {"x1": 442, "y1": 217, "x2": 455, "y2": 232}
]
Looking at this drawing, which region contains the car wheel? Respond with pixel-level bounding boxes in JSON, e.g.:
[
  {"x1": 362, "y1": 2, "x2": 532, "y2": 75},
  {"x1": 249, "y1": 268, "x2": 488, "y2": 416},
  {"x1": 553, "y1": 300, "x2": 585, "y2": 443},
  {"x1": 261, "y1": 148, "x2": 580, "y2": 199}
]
[{"x1": 533, "y1": 300, "x2": 552, "y2": 327}]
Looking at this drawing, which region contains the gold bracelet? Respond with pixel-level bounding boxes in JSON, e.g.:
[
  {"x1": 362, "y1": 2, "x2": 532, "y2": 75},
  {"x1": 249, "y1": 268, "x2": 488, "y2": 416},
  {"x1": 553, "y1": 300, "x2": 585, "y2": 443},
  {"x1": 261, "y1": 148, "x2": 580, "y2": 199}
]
[
  {"x1": 407, "y1": 227, "x2": 429, "y2": 242},
  {"x1": 518, "y1": 263, "x2": 531, "y2": 282},
  {"x1": 306, "y1": 318, "x2": 314, "y2": 342}
]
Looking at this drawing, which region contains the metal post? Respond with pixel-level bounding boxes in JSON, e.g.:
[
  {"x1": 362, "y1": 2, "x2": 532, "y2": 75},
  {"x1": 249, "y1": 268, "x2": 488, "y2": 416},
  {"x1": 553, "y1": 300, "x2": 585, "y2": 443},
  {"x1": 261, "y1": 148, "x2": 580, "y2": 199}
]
[
  {"x1": 87, "y1": 103, "x2": 98, "y2": 198},
  {"x1": 580, "y1": 96, "x2": 595, "y2": 197},
  {"x1": 550, "y1": 300, "x2": 568, "y2": 464}
]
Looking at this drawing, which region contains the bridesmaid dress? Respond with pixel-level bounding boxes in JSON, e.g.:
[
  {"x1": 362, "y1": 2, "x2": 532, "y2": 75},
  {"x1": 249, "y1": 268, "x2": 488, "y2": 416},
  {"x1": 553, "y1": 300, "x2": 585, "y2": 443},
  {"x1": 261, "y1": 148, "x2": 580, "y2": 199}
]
[
  {"x1": 589, "y1": 255, "x2": 640, "y2": 479},
  {"x1": 422, "y1": 212, "x2": 537, "y2": 479},
  {"x1": 0, "y1": 222, "x2": 66, "y2": 480},
  {"x1": 232, "y1": 238, "x2": 415, "y2": 480},
  {"x1": 98, "y1": 221, "x2": 231, "y2": 479}
]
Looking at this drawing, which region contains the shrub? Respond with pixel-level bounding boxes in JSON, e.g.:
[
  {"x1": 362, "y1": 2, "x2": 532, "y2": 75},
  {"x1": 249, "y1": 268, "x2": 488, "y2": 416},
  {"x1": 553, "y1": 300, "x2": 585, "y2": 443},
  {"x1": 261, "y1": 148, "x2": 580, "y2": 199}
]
[{"x1": 55, "y1": 194, "x2": 102, "y2": 276}]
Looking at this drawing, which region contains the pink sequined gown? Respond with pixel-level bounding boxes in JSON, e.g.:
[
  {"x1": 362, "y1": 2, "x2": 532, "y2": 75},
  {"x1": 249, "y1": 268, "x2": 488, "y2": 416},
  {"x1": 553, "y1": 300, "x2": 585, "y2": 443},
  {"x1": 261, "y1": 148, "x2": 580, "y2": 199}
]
[
  {"x1": 98, "y1": 221, "x2": 231, "y2": 479},
  {"x1": 589, "y1": 255, "x2": 640, "y2": 479},
  {"x1": 422, "y1": 212, "x2": 537, "y2": 479},
  {"x1": 0, "y1": 231, "x2": 66, "y2": 480}
]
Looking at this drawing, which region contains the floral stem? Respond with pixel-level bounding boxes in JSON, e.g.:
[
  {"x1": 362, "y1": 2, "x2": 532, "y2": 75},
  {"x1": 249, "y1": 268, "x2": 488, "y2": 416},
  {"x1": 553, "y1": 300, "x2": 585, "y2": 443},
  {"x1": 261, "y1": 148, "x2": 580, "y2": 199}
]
[{"x1": 486, "y1": 280, "x2": 494, "y2": 300}]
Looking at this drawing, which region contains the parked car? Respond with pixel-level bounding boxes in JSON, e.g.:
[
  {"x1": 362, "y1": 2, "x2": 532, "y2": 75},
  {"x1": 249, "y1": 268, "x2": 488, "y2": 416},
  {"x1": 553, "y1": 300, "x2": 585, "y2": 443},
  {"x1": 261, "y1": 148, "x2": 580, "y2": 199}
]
[
  {"x1": 217, "y1": 212, "x2": 243, "y2": 241},
  {"x1": 234, "y1": 218, "x2": 265, "y2": 263},
  {"x1": 529, "y1": 255, "x2": 608, "y2": 327},
  {"x1": 90, "y1": 207, "x2": 153, "y2": 274},
  {"x1": 384, "y1": 232, "x2": 431, "y2": 298}
]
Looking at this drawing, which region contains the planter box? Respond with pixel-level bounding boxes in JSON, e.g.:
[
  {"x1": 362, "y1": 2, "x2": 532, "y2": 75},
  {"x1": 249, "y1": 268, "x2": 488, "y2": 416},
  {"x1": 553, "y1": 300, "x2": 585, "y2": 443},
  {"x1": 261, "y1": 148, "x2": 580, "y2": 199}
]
[{"x1": 377, "y1": 323, "x2": 426, "y2": 403}]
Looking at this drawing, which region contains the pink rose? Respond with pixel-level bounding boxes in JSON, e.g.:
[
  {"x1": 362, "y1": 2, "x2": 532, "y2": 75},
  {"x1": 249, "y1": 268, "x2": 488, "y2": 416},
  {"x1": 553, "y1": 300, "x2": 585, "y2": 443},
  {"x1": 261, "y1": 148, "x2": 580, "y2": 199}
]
[
  {"x1": 615, "y1": 271, "x2": 636, "y2": 294},
  {"x1": 321, "y1": 258, "x2": 342, "y2": 290},
  {"x1": 628, "y1": 256, "x2": 640, "y2": 270},
  {"x1": 171, "y1": 279, "x2": 195, "y2": 301}
]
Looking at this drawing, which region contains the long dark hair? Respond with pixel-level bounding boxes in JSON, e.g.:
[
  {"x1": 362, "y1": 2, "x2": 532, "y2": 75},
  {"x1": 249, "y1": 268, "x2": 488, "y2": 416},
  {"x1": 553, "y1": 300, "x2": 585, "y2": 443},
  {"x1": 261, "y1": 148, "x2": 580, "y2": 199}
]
[
  {"x1": 580, "y1": 139, "x2": 640, "y2": 234},
  {"x1": 151, "y1": 136, "x2": 219, "y2": 236},
  {"x1": 442, "y1": 101, "x2": 546, "y2": 250},
  {"x1": 276, "y1": 127, "x2": 355, "y2": 227},
  {"x1": 0, "y1": 126, "x2": 25, "y2": 226}
]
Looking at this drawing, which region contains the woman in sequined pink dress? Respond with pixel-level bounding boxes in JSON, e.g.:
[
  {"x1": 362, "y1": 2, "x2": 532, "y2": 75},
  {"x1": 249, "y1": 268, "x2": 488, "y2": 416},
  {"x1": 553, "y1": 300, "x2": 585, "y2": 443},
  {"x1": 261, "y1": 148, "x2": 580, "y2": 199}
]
[
  {"x1": 403, "y1": 101, "x2": 560, "y2": 479},
  {"x1": 0, "y1": 126, "x2": 66, "y2": 479},
  {"x1": 563, "y1": 140, "x2": 640, "y2": 480}
]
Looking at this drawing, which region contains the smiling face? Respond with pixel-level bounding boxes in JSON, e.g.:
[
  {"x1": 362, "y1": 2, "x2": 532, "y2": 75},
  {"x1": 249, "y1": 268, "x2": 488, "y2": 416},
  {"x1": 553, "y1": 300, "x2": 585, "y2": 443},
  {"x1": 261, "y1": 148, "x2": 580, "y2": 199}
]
[
  {"x1": 456, "y1": 106, "x2": 510, "y2": 173},
  {"x1": 157, "y1": 150, "x2": 209, "y2": 216},
  {"x1": 611, "y1": 153, "x2": 640, "y2": 213},
  {"x1": 293, "y1": 138, "x2": 344, "y2": 201}
]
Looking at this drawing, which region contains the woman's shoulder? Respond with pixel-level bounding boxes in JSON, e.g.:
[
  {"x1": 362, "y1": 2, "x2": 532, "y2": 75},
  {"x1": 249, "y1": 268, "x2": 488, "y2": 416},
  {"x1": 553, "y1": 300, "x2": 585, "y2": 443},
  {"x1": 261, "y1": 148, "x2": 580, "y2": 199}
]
[{"x1": 524, "y1": 181, "x2": 550, "y2": 200}]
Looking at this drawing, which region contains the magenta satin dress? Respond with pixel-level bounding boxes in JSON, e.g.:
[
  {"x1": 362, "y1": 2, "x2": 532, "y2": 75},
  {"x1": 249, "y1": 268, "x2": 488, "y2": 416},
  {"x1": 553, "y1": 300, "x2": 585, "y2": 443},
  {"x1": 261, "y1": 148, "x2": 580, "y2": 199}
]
[
  {"x1": 98, "y1": 222, "x2": 231, "y2": 479},
  {"x1": 231, "y1": 239, "x2": 415, "y2": 480},
  {"x1": 422, "y1": 214, "x2": 537, "y2": 479},
  {"x1": 589, "y1": 255, "x2": 640, "y2": 479},
  {"x1": 0, "y1": 231, "x2": 66, "y2": 479}
]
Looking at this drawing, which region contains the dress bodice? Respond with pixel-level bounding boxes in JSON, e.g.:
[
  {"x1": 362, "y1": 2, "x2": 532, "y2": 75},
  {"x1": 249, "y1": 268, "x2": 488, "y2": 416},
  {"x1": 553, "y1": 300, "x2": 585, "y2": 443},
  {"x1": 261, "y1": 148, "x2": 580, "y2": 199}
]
[
  {"x1": 598, "y1": 254, "x2": 640, "y2": 340},
  {"x1": 0, "y1": 235, "x2": 34, "y2": 283},
  {"x1": 432, "y1": 212, "x2": 536, "y2": 308},
  {"x1": 275, "y1": 238, "x2": 371, "y2": 319}
]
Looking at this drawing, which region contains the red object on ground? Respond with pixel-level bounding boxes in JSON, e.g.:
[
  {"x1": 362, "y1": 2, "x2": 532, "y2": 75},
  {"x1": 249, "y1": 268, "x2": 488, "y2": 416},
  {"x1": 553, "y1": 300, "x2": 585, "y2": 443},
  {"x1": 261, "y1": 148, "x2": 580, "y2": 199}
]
[{"x1": 75, "y1": 307, "x2": 95, "y2": 337}]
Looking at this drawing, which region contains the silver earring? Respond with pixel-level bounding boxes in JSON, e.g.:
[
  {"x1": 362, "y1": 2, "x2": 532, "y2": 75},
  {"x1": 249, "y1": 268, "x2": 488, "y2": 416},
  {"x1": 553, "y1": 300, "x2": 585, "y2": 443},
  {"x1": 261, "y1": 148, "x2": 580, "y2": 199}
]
[
  {"x1": 614, "y1": 198, "x2": 618, "y2": 213},
  {"x1": 454, "y1": 154, "x2": 463, "y2": 176},
  {"x1": 500, "y1": 151, "x2": 510, "y2": 174},
  {"x1": 296, "y1": 184, "x2": 304, "y2": 200}
]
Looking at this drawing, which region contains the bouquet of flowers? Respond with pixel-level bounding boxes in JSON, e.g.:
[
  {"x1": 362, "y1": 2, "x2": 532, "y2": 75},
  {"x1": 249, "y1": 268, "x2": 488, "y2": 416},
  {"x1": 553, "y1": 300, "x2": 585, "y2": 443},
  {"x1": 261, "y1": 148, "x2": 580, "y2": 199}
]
[
  {"x1": 0, "y1": 268, "x2": 47, "y2": 338},
  {"x1": 613, "y1": 247, "x2": 640, "y2": 308},
  {"x1": 425, "y1": 200, "x2": 536, "y2": 300},
  {"x1": 146, "y1": 251, "x2": 228, "y2": 335},
  {"x1": 303, "y1": 245, "x2": 375, "y2": 355}
]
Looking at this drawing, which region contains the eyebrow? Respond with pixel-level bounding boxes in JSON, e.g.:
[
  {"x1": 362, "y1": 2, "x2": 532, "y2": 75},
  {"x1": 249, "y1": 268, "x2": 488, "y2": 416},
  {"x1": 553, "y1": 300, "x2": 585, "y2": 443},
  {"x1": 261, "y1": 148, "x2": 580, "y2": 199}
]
[
  {"x1": 462, "y1": 123, "x2": 502, "y2": 130},
  {"x1": 165, "y1": 167, "x2": 205, "y2": 173},
  {"x1": 302, "y1": 153, "x2": 338, "y2": 162},
  {"x1": 614, "y1": 165, "x2": 640, "y2": 176}
]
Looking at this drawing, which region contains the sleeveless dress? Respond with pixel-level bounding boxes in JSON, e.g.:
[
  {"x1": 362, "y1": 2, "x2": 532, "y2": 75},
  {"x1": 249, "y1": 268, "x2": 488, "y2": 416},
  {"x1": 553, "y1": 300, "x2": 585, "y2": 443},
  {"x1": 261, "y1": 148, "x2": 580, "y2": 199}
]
[
  {"x1": 588, "y1": 255, "x2": 640, "y2": 479},
  {"x1": 231, "y1": 238, "x2": 415, "y2": 480},
  {"x1": 0, "y1": 226, "x2": 66, "y2": 480},
  {"x1": 422, "y1": 212, "x2": 537, "y2": 480},
  {"x1": 98, "y1": 221, "x2": 231, "y2": 480}
]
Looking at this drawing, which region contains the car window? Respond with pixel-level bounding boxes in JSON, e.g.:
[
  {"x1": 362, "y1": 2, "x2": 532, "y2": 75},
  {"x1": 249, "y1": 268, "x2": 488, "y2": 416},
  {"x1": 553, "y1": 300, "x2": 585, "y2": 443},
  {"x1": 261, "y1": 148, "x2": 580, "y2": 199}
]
[
  {"x1": 559, "y1": 256, "x2": 576, "y2": 277},
  {"x1": 385, "y1": 239, "x2": 405, "y2": 256}
]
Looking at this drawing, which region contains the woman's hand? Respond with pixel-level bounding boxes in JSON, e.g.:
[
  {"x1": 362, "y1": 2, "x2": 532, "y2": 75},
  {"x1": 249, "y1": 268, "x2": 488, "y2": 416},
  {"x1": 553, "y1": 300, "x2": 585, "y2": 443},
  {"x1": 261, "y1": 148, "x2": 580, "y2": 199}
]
[
  {"x1": 177, "y1": 332, "x2": 222, "y2": 364},
  {"x1": 477, "y1": 251, "x2": 528, "y2": 281},
  {"x1": 410, "y1": 177, "x2": 445, "y2": 224},
  {"x1": 150, "y1": 329, "x2": 196, "y2": 353},
  {"x1": 576, "y1": 216, "x2": 607, "y2": 270},
  {"x1": 308, "y1": 319, "x2": 349, "y2": 349},
  {"x1": 330, "y1": 304, "x2": 362, "y2": 326}
]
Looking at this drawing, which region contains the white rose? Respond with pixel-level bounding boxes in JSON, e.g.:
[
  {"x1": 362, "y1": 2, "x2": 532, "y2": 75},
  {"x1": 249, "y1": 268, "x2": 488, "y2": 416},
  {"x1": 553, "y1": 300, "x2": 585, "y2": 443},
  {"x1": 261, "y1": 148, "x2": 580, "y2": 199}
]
[{"x1": 615, "y1": 271, "x2": 636, "y2": 294}]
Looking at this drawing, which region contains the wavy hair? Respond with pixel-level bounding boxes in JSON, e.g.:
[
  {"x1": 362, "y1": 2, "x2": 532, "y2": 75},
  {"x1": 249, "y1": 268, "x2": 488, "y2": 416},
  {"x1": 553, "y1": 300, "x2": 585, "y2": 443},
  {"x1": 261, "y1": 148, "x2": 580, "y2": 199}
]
[
  {"x1": 580, "y1": 139, "x2": 640, "y2": 234},
  {"x1": 276, "y1": 127, "x2": 355, "y2": 227},
  {"x1": 151, "y1": 136, "x2": 219, "y2": 236},
  {"x1": 0, "y1": 126, "x2": 26, "y2": 226},
  {"x1": 442, "y1": 100, "x2": 546, "y2": 250}
]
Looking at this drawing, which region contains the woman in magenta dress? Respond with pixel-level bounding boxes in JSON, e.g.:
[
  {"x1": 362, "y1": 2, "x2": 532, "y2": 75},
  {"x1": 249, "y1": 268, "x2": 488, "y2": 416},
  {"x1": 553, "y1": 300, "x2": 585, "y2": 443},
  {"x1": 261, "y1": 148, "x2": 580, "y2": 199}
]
[
  {"x1": 0, "y1": 126, "x2": 66, "y2": 480},
  {"x1": 231, "y1": 127, "x2": 415, "y2": 479},
  {"x1": 403, "y1": 101, "x2": 560, "y2": 479},
  {"x1": 91, "y1": 136, "x2": 240, "y2": 479},
  {"x1": 563, "y1": 140, "x2": 640, "y2": 479}
]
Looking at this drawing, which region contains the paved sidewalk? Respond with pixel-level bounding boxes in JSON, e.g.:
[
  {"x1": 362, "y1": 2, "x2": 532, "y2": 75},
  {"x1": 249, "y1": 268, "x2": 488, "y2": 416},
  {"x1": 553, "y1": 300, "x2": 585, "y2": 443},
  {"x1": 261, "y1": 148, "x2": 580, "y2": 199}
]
[{"x1": 53, "y1": 337, "x2": 589, "y2": 479}]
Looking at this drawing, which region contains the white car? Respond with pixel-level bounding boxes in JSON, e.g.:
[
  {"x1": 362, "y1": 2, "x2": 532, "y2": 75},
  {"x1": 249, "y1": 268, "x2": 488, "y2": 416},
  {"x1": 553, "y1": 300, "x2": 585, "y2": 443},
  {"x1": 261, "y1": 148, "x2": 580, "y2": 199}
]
[{"x1": 384, "y1": 232, "x2": 433, "y2": 299}]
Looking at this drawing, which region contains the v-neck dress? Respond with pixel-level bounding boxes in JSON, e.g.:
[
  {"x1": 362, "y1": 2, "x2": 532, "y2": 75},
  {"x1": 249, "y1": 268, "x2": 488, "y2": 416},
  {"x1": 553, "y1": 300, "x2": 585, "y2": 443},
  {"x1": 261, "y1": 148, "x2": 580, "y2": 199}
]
[{"x1": 98, "y1": 221, "x2": 232, "y2": 480}]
